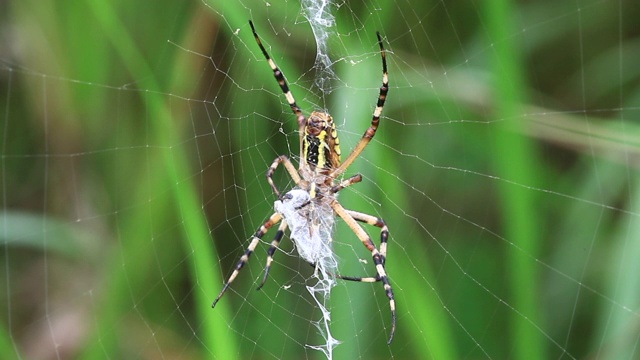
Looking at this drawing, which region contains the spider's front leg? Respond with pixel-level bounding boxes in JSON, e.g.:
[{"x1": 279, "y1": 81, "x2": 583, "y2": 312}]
[
  {"x1": 212, "y1": 212, "x2": 283, "y2": 307},
  {"x1": 331, "y1": 201, "x2": 396, "y2": 344},
  {"x1": 249, "y1": 20, "x2": 307, "y2": 162},
  {"x1": 329, "y1": 31, "x2": 388, "y2": 179}
]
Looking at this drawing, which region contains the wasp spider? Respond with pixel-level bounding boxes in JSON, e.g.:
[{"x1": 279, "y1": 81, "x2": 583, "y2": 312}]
[{"x1": 212, "y1": 20, "x2": 396, "y2": 344}]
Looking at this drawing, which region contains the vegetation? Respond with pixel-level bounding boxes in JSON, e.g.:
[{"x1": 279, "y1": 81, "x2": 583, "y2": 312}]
[{"x1": 1, "y1": 0, "x2": 639, "y2": 358}]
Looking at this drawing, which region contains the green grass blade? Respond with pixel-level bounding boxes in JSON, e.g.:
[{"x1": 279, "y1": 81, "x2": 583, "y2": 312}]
[
  {"x1": 484, "y1": 0, "x2": 546, "y2": 358},
  {"x1": 75, "y1": 1, "x2": 238, "y2": 358}
]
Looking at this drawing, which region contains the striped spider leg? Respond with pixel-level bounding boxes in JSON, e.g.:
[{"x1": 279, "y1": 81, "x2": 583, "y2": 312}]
[{"x1": 213, "y1": 21, "x2": 396, "y2": 344}]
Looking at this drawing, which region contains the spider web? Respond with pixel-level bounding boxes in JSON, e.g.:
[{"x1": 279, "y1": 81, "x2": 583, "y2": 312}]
[{"x1": 2, "y1": 0, "x2": 640, "y2": 359}]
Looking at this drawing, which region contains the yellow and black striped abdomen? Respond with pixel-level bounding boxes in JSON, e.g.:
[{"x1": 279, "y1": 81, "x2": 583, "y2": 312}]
[{"x1": 303, "y1": 111, "x2": 341, "y2": 172}]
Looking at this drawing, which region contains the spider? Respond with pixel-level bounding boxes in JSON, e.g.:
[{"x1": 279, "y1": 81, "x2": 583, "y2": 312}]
[{"x1": 212, "y1": 20, "x2": 396, "y2": 344}]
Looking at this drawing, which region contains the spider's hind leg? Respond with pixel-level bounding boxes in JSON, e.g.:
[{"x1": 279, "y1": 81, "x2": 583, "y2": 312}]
[
  {"x1": 331, "y1": 202, "x2": 396, "y2": 344},
  {"x1": 212, "y1": 212, "x2": 283, "y2": 307},
  {"x1": 257, "y1": 219, "x2": 288, "y2": 290}
]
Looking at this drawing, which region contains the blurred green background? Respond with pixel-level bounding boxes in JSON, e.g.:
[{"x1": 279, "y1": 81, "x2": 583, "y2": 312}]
[{"x1": 2, "y1": 0, "x2": 640, "y2": 358}]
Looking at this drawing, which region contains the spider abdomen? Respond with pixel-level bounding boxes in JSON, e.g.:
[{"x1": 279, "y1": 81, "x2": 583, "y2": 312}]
[
  {"x1": 304, "y1": 111, "x2": 341, "y2": 172},
  {"x1": 214, "y1": 22, "x2": 396, "y2": 344}
]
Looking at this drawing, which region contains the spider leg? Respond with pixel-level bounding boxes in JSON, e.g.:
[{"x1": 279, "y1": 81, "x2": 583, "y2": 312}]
[
  {"x1": 212, "y1": 212, "x2": 283, "y2": 308},
  {"x1": 266, "y1": 155, "x2": 301, "y2": 198},
  {"x1": 346, "y1": 209, "x2": 389, "y2": 262},
  {"x1": 331, "y1": 209, "x2": 389, "y2": 283},
  {"x1": 331, "y1": 201, "x2": 396, "y2": 344},
  {"x1": 329, "y1": 32, "x2": 388, "y2": 179},
  {"x1": 331, "y1": 174, "x2": 362, "y2": 194},
  {"x1": 249, "y1": 20, "x2": 307, "y2": 160},
  {"x1": 257, "y1": 219, "x2": 288, "y2": 290}
]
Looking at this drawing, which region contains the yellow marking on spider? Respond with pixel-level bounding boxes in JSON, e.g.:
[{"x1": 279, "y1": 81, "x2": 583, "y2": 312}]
[
  {"x1": 215, "y1": 21, "x2": 396, "y2": 345},
  {"x1": 316, "y1": 129, "x2": 328, "y2": 170}
]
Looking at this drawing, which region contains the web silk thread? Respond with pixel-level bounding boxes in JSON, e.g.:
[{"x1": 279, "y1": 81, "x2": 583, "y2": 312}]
[
  {"x1": 302, "y1": 0, "x2": 339, "y2": 95},
  {"x1": 274, "y1": 189, "x2": 340, "y2": 359}
]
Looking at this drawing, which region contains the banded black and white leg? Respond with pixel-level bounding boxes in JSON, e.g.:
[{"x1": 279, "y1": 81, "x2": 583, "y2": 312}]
[
  {"x1": 249, "y1": 20, "x2": 307, "y2": 160},
  {"x1": 331, "y1": 202, "x2": 396, "y2": 344},
  {"x1": 212, "y1": 212, "x2": 283, "y2": 307},
  {"x1": 266, "y1": 155, "x2": 302, "y2": 198},
  {"x1": 257, "y1": 220, "x2": 288, "y2": 290},
  {"x1": 330, "y1": 174, "x2": 363, "y2": 194},
  {"x1": 329, "y1": 31, "x2": 388, "y2": 179}
]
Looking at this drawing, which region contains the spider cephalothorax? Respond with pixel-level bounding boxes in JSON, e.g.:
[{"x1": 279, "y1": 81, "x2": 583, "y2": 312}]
[{"x1": 212, "y1": 20, "x2": 396, "y2": 344}]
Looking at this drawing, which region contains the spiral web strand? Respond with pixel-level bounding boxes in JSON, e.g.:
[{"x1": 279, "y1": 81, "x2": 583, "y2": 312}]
[{"x1": 3, "y1": 1, "x2": 640, "y2": 359}]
